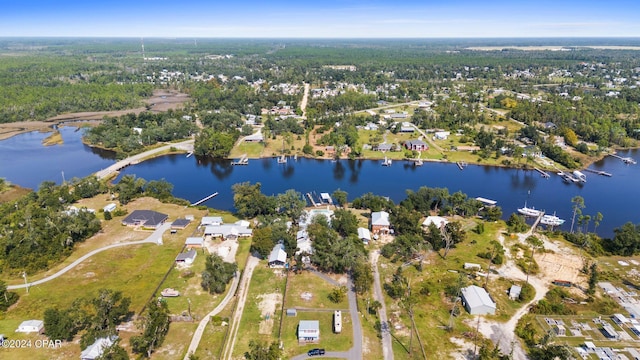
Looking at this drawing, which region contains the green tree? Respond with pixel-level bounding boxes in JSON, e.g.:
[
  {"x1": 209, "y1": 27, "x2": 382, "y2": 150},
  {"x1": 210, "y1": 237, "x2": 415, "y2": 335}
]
[
  {"x1": 328, "y1": 286, "x2": 347, "y2": 303},
  {"x1": 201, "y1": 254, "x2": 238, "y2": 294},
  {"x1": 95, "y1": 340, "x2": 130, "y2": 360},
  {"x1": 0, "y1": 280, "x2": 19, "y2": 311},
  {"x1": 587, "y1": 263, "x2": 598, "y2": 296},
  {"x1": 131, "y1": 299, "x2": 171, "y2": 358},
  {"x1": 570, "y1": 196, "x2": 585, "y2": 233},
  {"x1": 331, "y1": 209, "x2": 359, "y2": 238},
  {"x1": 276, "y1": 189, "x2": 306, "y2": 224},
  {"x1": 332, "y1": 189, "x2": 348, "y2": 207},
  {"x1": 607, "y1": 222, "x2": 640, "y2": 256},
  {"x1": 244, "y1": 340, "x2": 283, "y2": 360},
  {"x1": 352, "y1": 259, "x2": 374, "y2": 294},
  {"x1": 251, "y1": 226, "x2": 275, "y2": 258}
]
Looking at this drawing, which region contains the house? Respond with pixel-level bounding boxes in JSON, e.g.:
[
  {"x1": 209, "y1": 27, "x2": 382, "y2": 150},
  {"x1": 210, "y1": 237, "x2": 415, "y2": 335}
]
[
  {"x1": 404, "y1": 139, "x2": 428, "y2": 151},
  {"x1": 399, "y1": 122, "x2": 415, "y2": 133},
  {"x1": 16, "y1": 320, "x2": 44, "y2": 333},
  {"x1": 509, "y1": 285, "x2": 522, "y2": 300},
  {"x1": 553, "y1": 325, "x2": 566, "y2": 336},
  {"x1": 602, "y1": 323, "x2": 619, "y2": 339},
  {"x1": 175, "y1": 250, "x2": 197, "y2": 265},
  {"x1": 204, "y1": 223, "x2": 252, "y2": 240},
  {"x1": 374, "y1": 143, "x2": 393, "y2": 152},
  {"x1": 121, "y1": 210, "x2": 168, "y2": 228},
  {"x1": 461, "y1": 285, "x2": 497, "y2": 315},
  {"x1": 171, "y1": 218, "x2": 191, "y2": 229},
  {"x1": 422, "y1": 216, "x2": 448, "y2": 228},
  {"x1": 244, "y1": 132, "x2": 264, "y2": 142},
  {"x1": 268, "y1": 243, "x2": 287, "y2": 268},
  {"x1": 371, "y1": 211, "x2": 390, "y2": 234},
  {"x1": 358, "y1": 227, "x2": 372, "y2": 244},
  {"x1": 103, "y1": 203, "x2": 116, "y2": 213},
  {"x1": 298, "y1": 320, "x2": 320, "y2": 344},
  {"x1": 612, "y1": 313, "x2": 629, "y2": 325},
  {"x1": 434, "y1": 131, "x2": 450, "y2": 140},
  {"x1": 201, "y1": 216, "x2": 223, "y2": 227},
  {"x1": 81, "y1": 336, "x2": 117, "y2": 360},
  {"x1": 185, "y1": 237, "x2": 204, "y2": 248}
]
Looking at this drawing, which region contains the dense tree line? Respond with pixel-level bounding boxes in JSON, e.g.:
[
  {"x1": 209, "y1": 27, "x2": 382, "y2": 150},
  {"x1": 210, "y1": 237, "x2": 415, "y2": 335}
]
[
  {"x1": 44, "y1": 289, "x2": 131, "y2": 349},
  {"x1": 130, "y1": 299, "x2": 171, "y2": 358},
  {"x1": 0, "y1": 180, "x2": 103, "y2": 273},
  {"x1": 201, "y1": 254, "x2": 238, "y2": 294},
  {"x1": 193, "y1": 128, "x2": 239, "y2": 158},
  {"x1": 84, "y1": 111, "x2": 197, "y2": 156}
]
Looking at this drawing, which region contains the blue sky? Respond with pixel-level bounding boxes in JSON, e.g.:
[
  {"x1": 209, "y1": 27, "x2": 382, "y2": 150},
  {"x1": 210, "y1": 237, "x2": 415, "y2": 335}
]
[{"x1": 1, "y1": 0, "x2": 639, "y2": 38}]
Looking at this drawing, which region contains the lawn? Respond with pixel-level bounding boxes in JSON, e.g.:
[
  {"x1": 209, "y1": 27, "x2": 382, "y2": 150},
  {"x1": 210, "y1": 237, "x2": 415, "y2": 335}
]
[
  {"x1": 281, "y1": 311, "x2": 353, "y2": 358},
  {"x1": 284, "y1": 271, "x2": 349, "y2": 310},
  {"x1": 231, "y1": 263, "x2": 287, "y2": 358}
]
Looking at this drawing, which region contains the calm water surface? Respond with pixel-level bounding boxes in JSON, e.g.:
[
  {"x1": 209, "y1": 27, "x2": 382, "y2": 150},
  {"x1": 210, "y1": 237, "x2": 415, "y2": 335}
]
[{"x1": 1, "y1": 127, "x2": 638, "y2": 238}]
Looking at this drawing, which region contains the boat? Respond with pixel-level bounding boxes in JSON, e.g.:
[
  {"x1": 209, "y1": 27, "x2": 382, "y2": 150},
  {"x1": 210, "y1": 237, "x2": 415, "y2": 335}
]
[
  {"x1": 572, "y1": 170, "x2": 587, "y2": 183},
  {"x1": 161, "y1": 288, "x2": 180, "y2": 297},
  {"x1": 382, "y1": 157, "x2": 392, "y2": 166},
  {"x1": 517, "y1": 202, "x2": 542, "y2": 217},
  {"x1": 540, "y1": 213, "x2": 565, "y2": 226}
]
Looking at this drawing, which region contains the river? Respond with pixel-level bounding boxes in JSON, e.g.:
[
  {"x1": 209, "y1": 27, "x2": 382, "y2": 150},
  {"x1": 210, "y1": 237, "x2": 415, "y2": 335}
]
[{"x1": 1, "y1": 126, "x2": 638, "y2": 238}]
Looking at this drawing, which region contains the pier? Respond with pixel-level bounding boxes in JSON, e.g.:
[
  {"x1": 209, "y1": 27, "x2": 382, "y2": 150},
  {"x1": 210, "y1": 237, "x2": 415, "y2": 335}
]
[
  {"x1": 306, "y1": 192, "x2": 319, "y2": 207},
  {"x1": 232, "y1": 154, "x2": 249, "y2": 165},
  {"x1": 610, "y1": 153, "x2": 637, "y2": 165},
  {"x1": 583, "y1": 168, "x2": 612, "y2": 177},
  {"x1": 191, "y1": 192, "x2": 219, "y2": 206},
  {"x1": 531, "y1": 212, "x2": 545, "y2": 232},
  {"x1": 456, "y1": 161, "x2": 467, "y2": 170},
  {"x1": 277, "y1": 154, "x2": 287, "y2": 164},
  {"x1": 186, "y1": 151, "x2": 193, "y2": 158},
  {"x1": 534, "y1": 168, "x2": 550, "y2": 178},
  {"x1": 382, "y1": 157, "x2": 392, "y2": 166}
]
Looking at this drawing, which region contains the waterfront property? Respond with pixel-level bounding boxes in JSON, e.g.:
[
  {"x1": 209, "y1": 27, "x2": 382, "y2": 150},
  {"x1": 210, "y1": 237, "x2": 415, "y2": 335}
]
[
  {"x1": 201, "y1": 216, "x2": 223, "y2": 226},
  {"x1": 404, "y1": 139, "x2": 429, "y2": 151},
  {"x1": 121, "y1": 210, "x2": 169, "y2": 228},
  {"x1": 371, "y1": 211, "x2": 390, "y2": 234},
  {"x1": 268, "y1": 243, "x2": 287, "y2": 268},
  {"x1": 204, "y1": 222, "x2": 252, "y2": 240}
]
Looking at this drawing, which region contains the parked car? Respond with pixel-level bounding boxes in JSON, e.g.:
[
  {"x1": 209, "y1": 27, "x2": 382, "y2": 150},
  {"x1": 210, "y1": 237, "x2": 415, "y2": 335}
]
[{"x1": 308, "y1": 348, "x2": 325, "y2": 356}]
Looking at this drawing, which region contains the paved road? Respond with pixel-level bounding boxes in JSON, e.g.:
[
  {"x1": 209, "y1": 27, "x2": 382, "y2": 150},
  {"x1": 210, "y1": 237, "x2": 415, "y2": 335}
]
[
  {"x1": 371, "y1": 251, "x2": 394, "y2": 360},
  {"x1": 183, "y1": 270, "x2": 241, "y2": 360},
  {"x1": 8, "y1": 223, "x2": 170, "y2": 290},
  {"x1": 221, "y1": 256, "x2": 260, "y2": 360},
  {"x1": 95, "y1": 139, "x2": 194, "y2": 180},
  {"x1": 291, "y1": 271, "x2": 363, "y2": 360}
]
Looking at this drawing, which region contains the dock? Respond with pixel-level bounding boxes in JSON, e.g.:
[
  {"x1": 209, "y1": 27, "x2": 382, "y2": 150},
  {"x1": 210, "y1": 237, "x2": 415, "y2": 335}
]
[
  {"x1": 583, "y1": 168, "x2": 612, "y2": 177},
  {"x1": 382, "y1": 157, "x2": 392, "y2": 166},
  {"x1": 534, "y1": 168, "x2": 550, "y2": 178},
  {"x1": 186, "y1": 151, "x2": 193, "y2": 158},
  {"x1": 306, "y1": 192, "x2": 319, "y2": 207},
  {"x1": 531, "y1": 211, "x2": 545, "y2": 232},
  {"x1": 277, "y1": 154, "x2": 287, "y2": 164},
  {"x1": 232, "y1": 154, "x2": 249, "y2": 165},
  {"x1": 191, "y1": 192, "x2": 219, "y2": 206},
  {"x1": 610, "y1": 153, "x2": 637, "y2": 165},
  {"x1": 456, "y1": 161, "x2": 467, "y2": 170}
]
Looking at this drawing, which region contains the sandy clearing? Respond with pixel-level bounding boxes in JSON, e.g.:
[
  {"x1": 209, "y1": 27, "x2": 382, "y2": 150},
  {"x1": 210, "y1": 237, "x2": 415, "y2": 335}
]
[{"x1": 257, "y1": 293, "x2": 282, "y2": 335}]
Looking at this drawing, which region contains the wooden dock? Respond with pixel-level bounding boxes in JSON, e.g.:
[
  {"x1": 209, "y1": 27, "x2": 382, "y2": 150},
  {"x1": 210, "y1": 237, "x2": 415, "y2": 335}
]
[
  {"x1": 456, "y1": 161, "x2": 466, "y2": 170},
  {"x1": 191, "y1": 192, "x2": 219, "y2": 206},
  {"x1": 583, "y1": 168, "x2": 612, "y2": 177},
  {"x1": 534, "y1": 168, "x2": 550, "y2": 178},
  {"x1": 610, "y1": 154, "x2": 637, "y2": 165},
  {"x1": 531, "y1": 212, "x2": 545, "y2": 231},
  {"x1": 232, "y1": 154, "x2": 248, "y2": 165}
]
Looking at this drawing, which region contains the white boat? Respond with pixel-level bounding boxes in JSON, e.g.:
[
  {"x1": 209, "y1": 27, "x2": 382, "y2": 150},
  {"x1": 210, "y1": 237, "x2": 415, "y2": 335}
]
[
  {"x1": 572, "y1": 170, "x2": 587, "y2": 183},
  {"x1": 382, "y1": 157, "x2": 392, "y2": 166},
  {"x1": 517, "y1": 202, "x2": 542, "y2": 217},
  {"x1": 540, "y1": 214, "x2": 565, "y2": 226}
]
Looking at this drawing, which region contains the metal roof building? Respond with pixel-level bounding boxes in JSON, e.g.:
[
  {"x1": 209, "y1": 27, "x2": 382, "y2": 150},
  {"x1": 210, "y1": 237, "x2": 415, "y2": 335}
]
[{"x1": 461, "y1": 285, "x2": 497, "y2": 315}]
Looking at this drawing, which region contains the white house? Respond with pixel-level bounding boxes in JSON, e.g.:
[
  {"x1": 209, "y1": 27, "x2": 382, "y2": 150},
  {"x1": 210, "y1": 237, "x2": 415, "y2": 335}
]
[
  {"x1": 298, "y1": 320, "x2": 320, "y2": 344},
  {"x1": 201, "y1": 216, "x2": 223, "y2": 227},
  {"x1": 16, "y1": 320, "x2": 44, "y2": 333},
  {"x1": 81, "y1": 336, "x2": 116, "y2": 360},
  {"x1": 461, "y1": 285, "x2": 496, "y2": 315},
  {"x1": 103, "y1": 203, "x2": 116, "y2": 213},
  {"x1": 422, "y1": 216, "x2": 448, "y2": 228},
  {"x1": 268, "y1": 243, "x2": 287, "y2": 268},
  {"x1": 175, "y1": 250, "x2": 197, "y2": 265},
  {"x1": 358, "y1": 227, "x2": 372, "y2": 244},
  {"x1": 434, "y1": 131, "x2": 450, "y2": 140},
  {"x1": 204, "y1": 224, "x2": 252, "y2": 240},
  {"x1": 509, "y1": 285, "x2": 522, "y2": 300},
  {"x1": 185, "y1": 237, "x2": 204, "y2": 248}
]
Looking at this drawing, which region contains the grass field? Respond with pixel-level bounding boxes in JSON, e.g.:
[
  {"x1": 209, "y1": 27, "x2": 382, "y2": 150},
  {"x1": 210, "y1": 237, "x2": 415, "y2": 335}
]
[
  {"x1": 281, "y1": 311, "x2": 353, "y2": 357},
  {"x1": 284, "y1": 271, "x2": 349, "y2": 310}
]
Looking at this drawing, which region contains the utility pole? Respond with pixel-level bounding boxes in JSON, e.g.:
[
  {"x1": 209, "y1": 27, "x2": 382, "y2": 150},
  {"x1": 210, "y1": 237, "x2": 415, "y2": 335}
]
[{"x1": 22, "y1": 271, "x2": 29, "y2": 294}]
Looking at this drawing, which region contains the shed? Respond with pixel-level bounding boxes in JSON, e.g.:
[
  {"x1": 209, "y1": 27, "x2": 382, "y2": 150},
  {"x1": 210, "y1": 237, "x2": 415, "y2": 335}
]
[
  {"x1": 268, "y1": 243, "x2": 287, "y2": 268},
  {"x1": 509, "y1": 285, "x2": 522, "y2": 300},
  {"x1": 358, "y1": 227, "x2": 372, "y2": 244},
  {"x1": 298, "y1": 320, "x2": 320, "y2": 343},
  {"x1": 103, "y1": 203, "x2": 116, "y2": 213},
  {"x1": 286, "y1": 309, "x2": 297, "y2": 317},
  {"x1": 81, "y1": 336, "x2": 116, "y2": 360},
  {"x1": 175, "y1": 250, "x2": 197, "y2": 265},
  {"x1": 16, "y1": 320, "x2": 44, "y2": 333},
  {"x1": 185, "y1": 237, "x2": 204, "y2": 248},
  {"x1": 461, "y1": 285, "x2": 496, "y2": 315}
]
